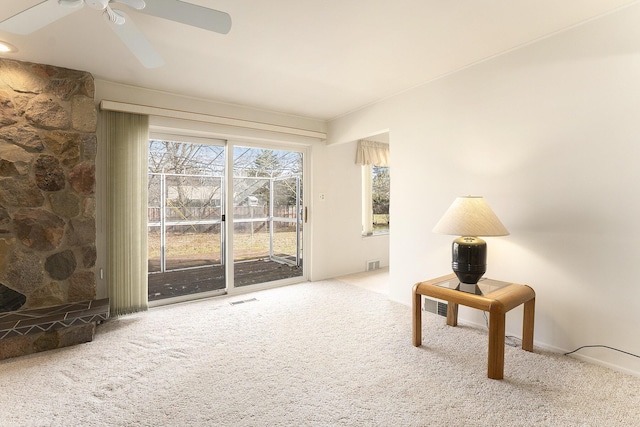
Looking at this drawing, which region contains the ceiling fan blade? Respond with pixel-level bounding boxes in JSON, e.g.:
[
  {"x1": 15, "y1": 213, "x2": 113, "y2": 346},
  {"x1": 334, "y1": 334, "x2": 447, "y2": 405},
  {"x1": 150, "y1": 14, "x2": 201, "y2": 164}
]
[
  {"x1": 0, "y1": 0, "x2": 83, "y2": 35},
  {"x1": 107, "y1": 9, "x2": 165, "y2": 69},
  {"x1": 138, "y1": 0, "x2": 231, "y2": 35}
]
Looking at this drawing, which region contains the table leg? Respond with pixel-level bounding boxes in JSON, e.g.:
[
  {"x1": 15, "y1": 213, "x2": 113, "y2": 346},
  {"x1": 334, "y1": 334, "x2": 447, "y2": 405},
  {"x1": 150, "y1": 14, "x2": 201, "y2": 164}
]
[
  {"x1": 446, "y1": 302, "x2": 458, "y2": 327},
  {"x1": 412, "y1": 289, "x2": 422, "y2": 346},
  {"x1": 487, "y1": 311, "x2": 506, "y2": 380},
  {"x1": 522, "y1": 297, "x2": 535, "y2": 352}
]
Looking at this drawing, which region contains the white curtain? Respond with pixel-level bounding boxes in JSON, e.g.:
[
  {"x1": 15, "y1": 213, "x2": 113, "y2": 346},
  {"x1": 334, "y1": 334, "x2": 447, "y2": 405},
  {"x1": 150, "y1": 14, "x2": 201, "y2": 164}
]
[
  {"x1": 103, "y1": 111, "x2": 149, "y2": 316},
  {"x1": 355, "y1": 139, "x2": 389, "y2": 167}
]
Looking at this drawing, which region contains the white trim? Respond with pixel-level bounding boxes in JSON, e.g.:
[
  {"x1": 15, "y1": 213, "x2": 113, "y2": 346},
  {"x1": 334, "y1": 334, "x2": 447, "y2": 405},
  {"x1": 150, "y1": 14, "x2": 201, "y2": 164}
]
[
  {"x1": 361, "y1": 165, "x2": 373, "y2": 236},
  {"x1": 100, "y1": 100, "x2": 327, "y2": 140}
]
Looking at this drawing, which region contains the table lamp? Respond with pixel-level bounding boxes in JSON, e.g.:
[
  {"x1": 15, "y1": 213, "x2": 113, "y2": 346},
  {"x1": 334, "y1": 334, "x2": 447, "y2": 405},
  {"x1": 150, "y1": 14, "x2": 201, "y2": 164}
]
[{"x1": 433, "y1": 196, "x2": 509, "y2": 287}]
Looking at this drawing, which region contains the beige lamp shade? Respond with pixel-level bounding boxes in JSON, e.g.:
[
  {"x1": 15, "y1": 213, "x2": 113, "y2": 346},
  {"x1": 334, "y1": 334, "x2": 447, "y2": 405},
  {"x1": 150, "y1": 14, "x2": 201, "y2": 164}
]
[{"x1": 433, "y1": 196, "x2": 509, "y2": 237}]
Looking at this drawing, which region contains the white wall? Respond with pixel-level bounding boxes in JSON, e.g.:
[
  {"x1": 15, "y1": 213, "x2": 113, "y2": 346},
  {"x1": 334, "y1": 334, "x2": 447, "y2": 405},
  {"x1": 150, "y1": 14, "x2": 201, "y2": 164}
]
[
  {"x1": 309, "y1": 140, "x2": 389, "y2": 281},
  {"x1": 328, "y1": 4, "x2": 640, "y2": 375}
]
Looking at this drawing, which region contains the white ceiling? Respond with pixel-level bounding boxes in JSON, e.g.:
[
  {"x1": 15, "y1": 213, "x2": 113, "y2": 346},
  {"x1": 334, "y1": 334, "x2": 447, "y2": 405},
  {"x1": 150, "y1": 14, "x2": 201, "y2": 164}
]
[{"x1": 1, "y1": 0, "x2": 638, "y2": 120}]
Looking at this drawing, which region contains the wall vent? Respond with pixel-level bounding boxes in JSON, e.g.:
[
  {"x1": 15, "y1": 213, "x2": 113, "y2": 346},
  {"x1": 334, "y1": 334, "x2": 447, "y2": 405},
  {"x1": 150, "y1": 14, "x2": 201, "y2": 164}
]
[
  {"x1": 366, "y1": 260, "x2": 381, "y2": 271},
  {"x1": 423, "y1": 297, "x2": 447, "y2": 317}
]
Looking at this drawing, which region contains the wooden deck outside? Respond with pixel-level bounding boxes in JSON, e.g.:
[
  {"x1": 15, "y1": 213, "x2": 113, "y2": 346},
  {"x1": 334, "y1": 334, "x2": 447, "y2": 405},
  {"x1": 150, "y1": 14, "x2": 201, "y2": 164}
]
[{"x1": 148, "y1": 258, "x2": 302, "y2": 302}]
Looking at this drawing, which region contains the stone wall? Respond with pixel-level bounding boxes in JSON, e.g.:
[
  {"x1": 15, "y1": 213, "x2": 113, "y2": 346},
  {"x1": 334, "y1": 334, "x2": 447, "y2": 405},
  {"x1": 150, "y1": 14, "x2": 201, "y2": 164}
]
[{"x1": 0, "y1": 58, "x2": 97, "y2": 358}]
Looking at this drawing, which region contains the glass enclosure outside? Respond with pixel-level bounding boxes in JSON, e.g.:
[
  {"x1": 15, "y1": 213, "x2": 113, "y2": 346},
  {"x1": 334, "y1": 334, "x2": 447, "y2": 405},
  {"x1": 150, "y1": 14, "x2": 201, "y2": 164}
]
[
  {"x1": 148, "y1": 140, "x2": 225, "y2": 301},
  {"x1": 148, "y1": 140, "x2": 304, "y2": 302},
  {"x1": 232, "y1": 146, "x2": 303, "y2": 287}
]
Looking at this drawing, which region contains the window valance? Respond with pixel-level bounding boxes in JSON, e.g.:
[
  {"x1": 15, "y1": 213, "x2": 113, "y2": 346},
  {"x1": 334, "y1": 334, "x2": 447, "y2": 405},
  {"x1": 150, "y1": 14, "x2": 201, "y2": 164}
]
[{"x1": 355, "y1": 139, "x2": 389, "y2": 167}]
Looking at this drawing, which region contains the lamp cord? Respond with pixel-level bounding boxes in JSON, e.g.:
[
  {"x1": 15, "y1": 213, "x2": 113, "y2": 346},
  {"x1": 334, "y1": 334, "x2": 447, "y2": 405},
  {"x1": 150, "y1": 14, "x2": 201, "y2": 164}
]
[
  {"x1": 481, "y1": 313, "x2": 640, "y2": 359},
  {"x1": 481, "y1": 312, "x2": 520, "y2": 347},
  {"x1": 564, "y1": 345, "x2": 640, "y2": 358}
]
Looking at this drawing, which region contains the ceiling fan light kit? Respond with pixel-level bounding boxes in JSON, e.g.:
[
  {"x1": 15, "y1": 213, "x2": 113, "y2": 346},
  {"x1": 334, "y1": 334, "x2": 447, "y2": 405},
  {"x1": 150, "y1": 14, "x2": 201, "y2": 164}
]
[
  {"x1": 83, "y1": 0, "x2": 144, "y2": 10},
  {"x1": 0, "y1": 0, "x2": 231, "y2": 68},
  {"x1": 105, "y1": 7, "x2": 126, "y2": 25}
]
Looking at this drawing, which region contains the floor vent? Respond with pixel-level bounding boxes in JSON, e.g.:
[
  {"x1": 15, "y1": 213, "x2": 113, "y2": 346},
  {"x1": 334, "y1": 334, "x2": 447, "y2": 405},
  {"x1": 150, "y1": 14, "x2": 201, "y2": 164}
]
[
  {"x1": 229, "y1": 298, "x2": 258, "y2": 306},
  {"x1": 423, "y1": 297, "x2": 447, "y2": 317},
  {"x1": 366, "y1": 260, "x2": 381, "y2": 271}
]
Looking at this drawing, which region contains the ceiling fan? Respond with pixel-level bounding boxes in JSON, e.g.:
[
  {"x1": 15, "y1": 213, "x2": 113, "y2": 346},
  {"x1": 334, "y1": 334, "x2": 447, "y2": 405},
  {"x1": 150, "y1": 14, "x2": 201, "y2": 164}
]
[{"x1": 0, "y1": 0, "x2": 231, "y2": 68}]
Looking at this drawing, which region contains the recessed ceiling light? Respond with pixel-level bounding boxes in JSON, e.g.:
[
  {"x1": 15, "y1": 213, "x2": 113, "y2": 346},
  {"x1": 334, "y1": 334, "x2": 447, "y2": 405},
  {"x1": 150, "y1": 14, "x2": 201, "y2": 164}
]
[{"x1": 0, "y1": 41, "x2": 17, "y2": 53}]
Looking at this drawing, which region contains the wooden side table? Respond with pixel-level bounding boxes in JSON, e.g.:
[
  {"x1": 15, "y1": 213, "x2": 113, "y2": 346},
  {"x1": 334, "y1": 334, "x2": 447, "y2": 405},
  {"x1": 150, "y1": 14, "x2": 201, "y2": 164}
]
[{"x1": 412, "y1": 273, "x2": 535, "y2": 379}]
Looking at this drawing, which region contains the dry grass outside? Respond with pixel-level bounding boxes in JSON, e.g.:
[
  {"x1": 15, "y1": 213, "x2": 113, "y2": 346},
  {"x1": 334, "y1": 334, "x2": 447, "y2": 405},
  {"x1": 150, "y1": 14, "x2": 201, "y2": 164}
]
[{"x1": 148, "y1": 229, "x2": 298, "y2": 262}]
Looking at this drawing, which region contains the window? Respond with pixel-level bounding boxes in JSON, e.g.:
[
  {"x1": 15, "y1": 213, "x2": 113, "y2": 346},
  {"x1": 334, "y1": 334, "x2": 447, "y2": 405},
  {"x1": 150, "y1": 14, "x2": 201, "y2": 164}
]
[
  {"x1": 356, "y1": 138, "x2": 390, "y2": 236},
  {"x1": 362, "y1": 164, "x2": 390, "y2": 235},
  {"x1": 372, "y1": 165, "x2": 390, "y2": 233}
]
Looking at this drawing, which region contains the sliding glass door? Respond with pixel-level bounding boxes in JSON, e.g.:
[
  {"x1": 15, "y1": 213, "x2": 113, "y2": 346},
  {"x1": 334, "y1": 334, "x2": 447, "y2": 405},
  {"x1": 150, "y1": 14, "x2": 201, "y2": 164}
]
[
  {"x1": 147, "y1": 138, "x2": 305, "y2": 303},
  {"x1": 147, "y1": 137, "x2": 226, "y2": 302},
  {"x1": 232, "y1": 146, "x2": 303, "y2": 288}
]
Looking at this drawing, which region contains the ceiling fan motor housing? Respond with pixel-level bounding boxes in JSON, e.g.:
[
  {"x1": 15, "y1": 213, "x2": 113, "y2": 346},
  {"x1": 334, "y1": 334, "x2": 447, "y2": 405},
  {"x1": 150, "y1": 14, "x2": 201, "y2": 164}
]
[{"x1": 84, "y1": 0, "x2": 110, "y2": 10}]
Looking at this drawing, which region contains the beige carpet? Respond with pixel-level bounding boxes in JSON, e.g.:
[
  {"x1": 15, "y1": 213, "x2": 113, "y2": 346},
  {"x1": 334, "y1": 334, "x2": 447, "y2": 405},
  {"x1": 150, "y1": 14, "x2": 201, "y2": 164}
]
[{"x1": 1, "y1": 278, "x2": 639, "y2": 426}]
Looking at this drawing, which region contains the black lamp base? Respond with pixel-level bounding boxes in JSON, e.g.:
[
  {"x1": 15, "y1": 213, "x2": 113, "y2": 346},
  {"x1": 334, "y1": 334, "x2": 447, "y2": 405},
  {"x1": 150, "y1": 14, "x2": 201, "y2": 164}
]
[
  {"x1": 456, "y1": 282, "x2": 483, "y2": 295},
  {"x1": 452, "y1": 236, "x2": 487, "y2": 284}
]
